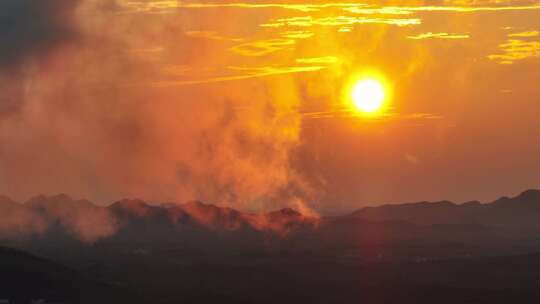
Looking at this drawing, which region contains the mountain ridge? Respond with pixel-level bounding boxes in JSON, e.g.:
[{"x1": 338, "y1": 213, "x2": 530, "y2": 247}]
[
  {"x1": 1, "y1": 189, "x2": 540, "y2": 252},
  {"x1": 350, "y1": 189, "x2": 540, "y2": 226},
  {"x1": 3, "y1": 188, "x2": 540, "y2": 217}
]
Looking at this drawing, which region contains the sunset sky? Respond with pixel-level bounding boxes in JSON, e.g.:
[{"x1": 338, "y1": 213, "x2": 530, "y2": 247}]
[{"x1": 1, "y1": 0, "x2": 540, "y2": 214}]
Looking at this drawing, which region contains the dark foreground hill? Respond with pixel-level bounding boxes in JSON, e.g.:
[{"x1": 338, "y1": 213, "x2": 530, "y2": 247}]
[
  {"x1": 4, "y1": 244, "x2": 540, "y2": 304},
  {"x1": 0, "y1": 246, "x2": 137, "y2": 304}
]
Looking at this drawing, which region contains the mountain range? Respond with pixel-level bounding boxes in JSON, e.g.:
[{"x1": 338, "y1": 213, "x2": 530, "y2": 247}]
[{"x1": 2, "y1": 189, "x2": 540, "y2": 259}]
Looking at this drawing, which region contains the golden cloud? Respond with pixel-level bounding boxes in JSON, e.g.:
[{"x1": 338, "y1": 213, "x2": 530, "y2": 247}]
[
  {"x1": 296, "y1": 56, "x2": 339, "y2": 64},
  {"x1": 281, "y1": 30, "x2": 315, "y2": 39},
  {"x1": 120, "y1": 1, "x2": 367, "y2": 13},
  {"x1": 488, "y1": 39, "x2": 540, "y2": 64},
  {"x1": 352, "y1": 4, "x2": 540, "y2": 13},
  {"x1": 230, "y1": 39, "x2": 295, "y2": 56},
  {"x1": 260, "y1": 15, "x2": 421, "y2": 28},
  {"x1": 152, "y1": 65, "x2": 327, "y2": 86},
  {"x1": 508, "y1": 30, "x2": 540, "y2": 37},
  {"x1": 185, "y1": 31, "x2": 243, "y2": 42},
  {"x1": 407, "y1": 32, "x2": 470, "y2": 39}
]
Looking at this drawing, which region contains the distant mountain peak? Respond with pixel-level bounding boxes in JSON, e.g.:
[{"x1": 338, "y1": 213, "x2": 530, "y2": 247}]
[
  {"x1": 109, "y1": 199, "x2": 156, "y2": 218},
  {"x1": 110, "y1": 199, "x2": 149, "y2": 209},
  {"x1": 24, "y1": 194, "x2": 94, "y2": 209},
  {"x1": 269, "y1": 208, "x2": 302, "y2": 217},
  {"x1": 27, "y1": 193, "x2": 72, "y2": 202},
  {"x1": 462, "y1": 200, "x2": 482, "y2": 206},
  {"x1": 517, "y1": 189, "x2": 540, "y2": 201},
  {"x1": 491, "y1": 189, "x2": 540, "y2": 206},
  {"x1": 50, "y1": 193, "x2": 73, "y2": 201},
  {"x1": 0, "y1": 195, "x2": 16, "y2": 205},
  {"x1": 183, "y1": 200, "x2": 210, "y2": 208},
  {"x1": 160, "y1": 202, "x2": 179, "y2": 208}
]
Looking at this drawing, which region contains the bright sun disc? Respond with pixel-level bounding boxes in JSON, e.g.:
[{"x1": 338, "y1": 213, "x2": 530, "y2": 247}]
[{"x1": 352, "y1": 79, "x2": 385, "y2": 113}]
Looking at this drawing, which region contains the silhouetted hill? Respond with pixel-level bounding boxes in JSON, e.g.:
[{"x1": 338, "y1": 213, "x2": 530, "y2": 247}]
[
  {"x1": 0, "y1": 246, "x2": 137, "y2": 303},
  {"x1": 350, "y1": 189, "x2": 540, "y2": 229},
  {"x1": 3, "y1": 190, "x2": 540, "y2": 261}
]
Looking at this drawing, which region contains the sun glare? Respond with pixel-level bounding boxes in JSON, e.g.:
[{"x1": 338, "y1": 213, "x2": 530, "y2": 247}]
[{"x1": 351, "y1": 79, "x2": 386, "y2": 113}]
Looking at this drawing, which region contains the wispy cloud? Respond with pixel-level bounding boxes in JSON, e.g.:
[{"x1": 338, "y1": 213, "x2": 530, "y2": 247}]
[
  {"x1": 185, "y1": 31, "x2": 243, "y2": 42},
  {"x1": 296, "y1": 56, "x2": 339, "y2": 64},
  {"x1": 281, "y1": 30, "x2": 314, "y2": 39},
  {"x1": 129, "y1": 47, "x2": 164, "y2": 61},
  {"x1": 408, "y1": 32, "x2": 470, "y2": 39},
  {"x1": 152, "y1": 65, "x2": 326, "y2": 86},
  {"x1": 344, "y1": 7, "x2": 415, "y2": 15},
  {"x1": 230, "y1": 39, "x2": 295, "y2": 56},
  {"x1": 260, "y1": 16, "x2": 421, "y2": 28},
  {"x1": 508, "y1": 30, "x2": 540, "y2": 37},
  {"x1": 488, "y1": 39, "x2": 540, "y2": 64},
  {"x1": 120, "y1": 1, "x2": 367, "y2": 13},
  {"x1": 300, "y1": 109, "x2": 444, "y2": 125},
  {"x1": 121, "y1": 1, "x2": 540, "y2": 14},
  {"x1": 346, "y1": 3, "x2": 540, "y2": 14}
]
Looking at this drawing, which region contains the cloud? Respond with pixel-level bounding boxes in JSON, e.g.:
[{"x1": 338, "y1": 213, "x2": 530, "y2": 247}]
[
  {"x1": 120, "y1": 1, "x2": 366, "y2": 13},
  {"x1": 120, "y1": 1, "x2": 540, "y2": 15},
  {"x1": 0, "y1": 0, "x2": 81, "y2": 67},
  {"x1": 230, "y1": 38, "x2": 295, "y2": 56},
  {"x1": 26, "y1": 194, "x2": 118, "y2": 242},
  {"x1": 0, "y1": 194, "x2": 117, "y2": 242},
  {"x1": 488, "y1": 28, "x2": 540, "y2": 63},
  {"x1": 260, "y1": 16, "x2": 421, "y2": 28},
  {"x1": 185, "y1": 30, "x2": 243, "y2": 42},
  {"x1": 343, "y1": 7, "x2": 416, "y2": 15},
  {"x1": 0, "y1": 0, "x2": 82, "y2": 116},
  {"x1": 0, "y1": 196, "x2": 47, "y2": 238},
  {"x1": 407, "y1": 32, "x2": 470, "y2": 39},
  {"x1": 508, "y1": 30, "x2": 540, "y2": 37},
  {"x1": 280, "y1": 30, "x2": 314, "y2": 39},
  {"x1": 296, "y1": 56, "x2": 339, "y2": 64},
  {"x1": 488, "y1": 39, "x2": 540, "y2": 64},
  {"x1": 300, "y1": 109, "x2": 443, "y2": 121},
  {"x1": 153, "y1": 65, "x2": 327, "y2": 86},
  {"x1": 345, "y1": 3, "x2": 540, "y2": 14},
  {"x1": 405, "y1": 153, "x2": 420, "y2": 165}
]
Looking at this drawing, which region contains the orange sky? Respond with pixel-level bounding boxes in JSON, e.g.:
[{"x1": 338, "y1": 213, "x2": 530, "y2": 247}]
[{"x1": 1, "y1": 0, "x2": 540, "y2": 213}]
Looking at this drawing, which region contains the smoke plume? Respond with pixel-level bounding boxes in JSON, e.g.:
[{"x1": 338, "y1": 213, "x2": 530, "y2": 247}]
[{"x1": 0, "y1": 0, "x2": 314, "y2": 213}]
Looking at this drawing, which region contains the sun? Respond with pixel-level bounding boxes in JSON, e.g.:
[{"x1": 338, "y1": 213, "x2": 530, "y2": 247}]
[{"x1": 351, "y1": 79, "x2": 386, "y2": 113}]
